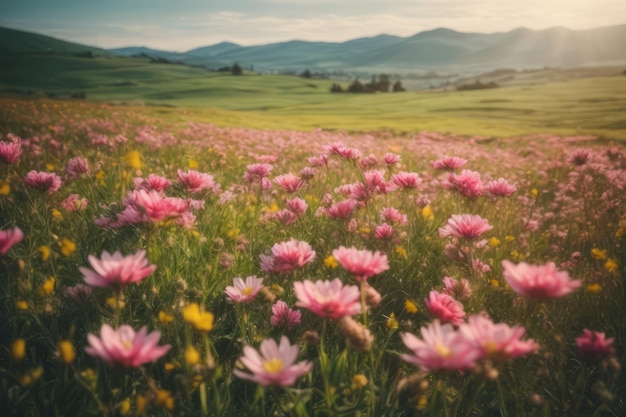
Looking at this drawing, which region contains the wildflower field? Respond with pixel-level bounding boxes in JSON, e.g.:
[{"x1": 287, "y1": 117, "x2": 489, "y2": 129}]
[{"x1": 0, "y1": 98, "x2": 624, "y2": 416}]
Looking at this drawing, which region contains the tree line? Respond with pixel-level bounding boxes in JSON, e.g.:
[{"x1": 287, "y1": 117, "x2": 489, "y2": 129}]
[{"x1": 330, "y1": 74, "x2": 406, "y2": 93}]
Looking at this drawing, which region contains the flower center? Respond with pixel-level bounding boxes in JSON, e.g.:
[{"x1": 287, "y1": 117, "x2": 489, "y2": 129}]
[
  {"x1": 263, "y1": 358, "x2": 284, "y2": 373},
  {"x1": 122, "y1": 340, "x2": 133, "y2": 350},
  {"x1": 485, "y1": 340, "x2": 499, "y2": 354},
  {"x1": 435, "y1": 343, "x2": 453, "y2": 358},
  {"x1": 242, "y1": 287, "x2": 254, "y2": 296}
]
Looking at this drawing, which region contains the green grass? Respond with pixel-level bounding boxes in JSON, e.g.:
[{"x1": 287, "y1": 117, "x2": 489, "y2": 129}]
[{"x1": 2, "y1": 53, "x2": 626, "y2": 139}]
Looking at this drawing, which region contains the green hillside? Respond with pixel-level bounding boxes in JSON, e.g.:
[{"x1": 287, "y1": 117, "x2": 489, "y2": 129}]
[{"x1": 0, "y1": 27, "x2": 105, "y2": 55}]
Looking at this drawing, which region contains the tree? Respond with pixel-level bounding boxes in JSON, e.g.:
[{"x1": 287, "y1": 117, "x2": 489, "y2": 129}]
[
  {"x1": 392, "y1": 80, "x2": 406, "y2": 92},
  {"x1": 301, "y1": 69, "x2": 312, "y2": 79},
  {"x1": 330, "y1": 83, "x2": 343, "y2": 93},
  {"x1": 231, "y1": 63, "x2": 243, "y2": 76},
  {"x1": 347, "y1": 79, "x2": 364, "y2": 93},
  {"x1": 377, "y1": 74, "x2": 390, "y2": 92}
]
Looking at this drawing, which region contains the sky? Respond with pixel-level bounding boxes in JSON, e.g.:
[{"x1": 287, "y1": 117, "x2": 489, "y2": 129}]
[{"x1": 0, "y1": 0, "x2": 624, "y2": 51}]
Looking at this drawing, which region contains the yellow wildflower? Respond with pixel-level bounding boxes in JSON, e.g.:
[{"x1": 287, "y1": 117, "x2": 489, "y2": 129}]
[
  {"x1": 125, "y1": 150, "x2": 142, "y2": 170},
  {"x1": 16, "y1": 300, "x2": 29, "y2": 311},
  {"x1": 395, "y1": 246, "x2": 408, "y2": 259},
  {"x1": 358, "y1": 226, "x2": 371, "y2": 235},
  {"x1": 118, "y1": 398, "x2": 131, "y2": 416},
  {"x1": 52, "y1": 209, "x2": 63, "y2": 221},
  {"x1": 135, "y1": 395, "x2": 147, "y2": 415},
  {"x1": 421, "y1": 205, "x2": 434, "y2": 221},
  {"x1": 164, "y1": 362, "x2": 177, "y2": 373},
  {"x1": 20, "y1": 366, "x2": 43, "y2": 387},
  {"x1": 60, "y1": 238, "x2": 76, "y2": 257},
  {"x1": 404, "y1": 299, "x2": 418, "y2": 314},
  {"x1": 591, "y1": 248, "x2": 607, "y2": 261},
  {"x1": 185, "y1": 345, "x2": 201, "y2": 366},
  {"x1": 266, "y1": 202, "x2": 280, "y2": 213},
  {"x1": 11, "y1": 338, "x2": 26, "y2": 362},
  {"x1": 45, "y1": 163, "x2": 55, "y2": 171},
  {"x1": 510, "y1": 250, "x2": 522, "y2": 261},
  {"x1": 58, "y1": 340, "x2": 76, "y2": 364},
  {"x1": 352, "y1": 374, "x2": 368, "y2": 389},
  {"x1": 155, "y1": 390, "x2": 175, "y2": 411},
  {"x1": 158, "y1": 311, "x2": 174, "y2": 324},
  {"x1": 38, "y1": 245, "x2": 50, "y2": 261},
  {"x1": 531, "y1": 188, "x2": 538, "y2": 197},
  {"x1": 324, "y1": 255, "x2": 338, "y2": 269},
  {"x1": 386, "y1": 312, "x2": 399, "y2": 330},
  {"x1": 490, "y1": 279, "x2": 500, "y2": 287},
  {"x1": 188, "y1": 159, "x2": 199, "y2": 169},
  {"x1": 504, "y1": 235, "x2": 515, "y2": 243},
  {"x1": 38, "y1": 276, "x2": 55, "y2": 297},
  {"x1": 605, "y1": 259, "x2": 618, "y2": 273},
  {"x1": 94, "y1": 170, "x2": 105, "y2": 180},
  {"x1": 488, "y1": 237, "x2": 501, "y2": 248},
  {"x1": 106, "y1": 296, "x2": 125, "y2": 310},
  {"x1": 585, "y1": 283, "x2": 602, "y2": 293},
  {"x1": 0, "y1": 179, "x2": 10, "y2": 196},
  {"x1": 182, "y1": 303, "x2": 214, "y2": 333}
]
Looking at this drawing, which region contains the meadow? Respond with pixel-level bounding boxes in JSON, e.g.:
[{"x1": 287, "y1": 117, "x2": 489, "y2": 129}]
[{"x1": 0, "y1": 95, "x2": 624, "y2": 417}]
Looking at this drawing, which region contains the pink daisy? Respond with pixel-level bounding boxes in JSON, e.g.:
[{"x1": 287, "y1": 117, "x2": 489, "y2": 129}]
[
  {"x1": 576, "y1": 329, "x2": 615, "y2": 359},
  {"x1": 177, "y1": 169, "x2": 220, "y2": 194},
  {"x1": 270, "y1": 300, "x2": 302, "y2": 329},
  {"x1": 224, "y1": 276, "x2": 264, "y2": 303},
  {"x1": 293, "y1": 278, "x2": 361, "y2": 319},
  {"x1": 439, "y1": 214, "x2": 493, "y2": 240},
  {"x1": 79, "y1": 250, "x2": 156, "y2": 290},
  {"x1": 0, "y1": 226, "x2": 24, "y2": 256},
  {"x1": 260, "y1": 238, "x2": 316, "y2": 274},
  {"x1": 332, "y1": 246, "x2": 389, "y2": 282},
  {"x1": 274, "y1": 173, "x2": 306, "y2": 193},
  {"x1": 502, "y1": 260, "x2": 582, "y2": 299},
  {"x1": 425, "y1": 290, "x2": 466, "y2": 326},
  {"x1": 23, "y1": 170, "x2": 62, "y2": 193},
  {"x1": 485, "y1": 178, "x2": 517, "y2": 197},
  {"x1": 432, "y1": 156, "x2": 467, "y2": 170}
]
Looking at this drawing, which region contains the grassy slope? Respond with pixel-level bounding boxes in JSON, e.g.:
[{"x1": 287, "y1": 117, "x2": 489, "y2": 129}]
[{"x1": 1, "y1": 53, "x2": 625, "y2": 139}]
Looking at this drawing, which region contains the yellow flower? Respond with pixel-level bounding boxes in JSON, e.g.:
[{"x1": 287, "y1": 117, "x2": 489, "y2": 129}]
[
  {"x1": 94, "y1": 170, "x2": 105, "y2": 180},
  {"x1": 118, "y1": 397, "x2": 131, "y2": 416},
  {"x1": 155, "y1": 390, "x2": 175, "y2": 411},
  {"x1": 45, "y1": 163, "x2": 55, "y2": 171},
  {"x1": 135, "y1": 394, "x2": 147, "y2": 415},
  {"x1": 605, "y1": 259, "x2": 618, "y2": 273},
  {"x1": 16, "y1": 300, "x2": 29, "y2": 311},
  {"x1": 60, "y1": 238, "x2": 76, "y2": 257},
  {"x1": 352, "y1": 374, "x2": 368, "y2": 389},
  {"x1": 0, "y1": 179, "x2": 10, "y2": 196},
  {"x1": 421, "y1": 205, "x2": 434, "y2": 221},
  {"x1": 324, "y1": 255, "x2": 338, "y2": 269},
  {"x1": 11, "y1": 338, "x2": 26, "y2": 362},
  {"x1": 404, "y1": 299, "x2": 418, "y2": 314},
  {"x1": 386, "y1": 312, "x2": 399, "y2": 330},
  {"x1": 395, "y1": 246, "x2": 408, "y2": 260},
  {"x1": 38, "y1": 245, "x2": 50, "y2": 261},
  {"x1": 52, "y1": 209, "x2": 63, "y2": 221},
  {"x1": 164, "y1": 362, "x2": 177, "y2": 373},
  {"x1": 490, "y1": 279, "x2": 500, "y2": 287},
  {"x1": 227, "y1": 228, "x2": 240, "y2": 239},
  {"x1": 188, "y1": 159, "x2": 199, "y2": 169},
  {"x1": 504, "y1": 235, "x2": 515, "y2": 243},
  {"x1": 58, "y1": 340, "x2": 76, "y2": 364},
  {"x1": 591, "y1": 248, "x2": 607, "y2": 261},
  {"x1": 531, "y1": 188, "x2": 538, "y2": 197},
  {"x1": 182, "y1": 303, "x2": 214, "y2": 333},
  {"x1": 125, "y1": 150, "x2": 142, "y2": 170},
  {"x1": 38, "y1": 276, "x2": 56, "y2": 296},
  {"x1": 510, "y1": 250, "x2": 522, "y2": 261},
  {"x1": 106, "y1": 296, "x2": 125, "y2": 310},
  {"x1": 488, "y1": 237, "x2": 501, "y2": 248},
  {"x1": 358, "y1": 226, "x2": 371, "y2": 235},
  {"x1": 585, "y1": 283, "x2": 602, "y2": 293},
  {"x1": 158, "y1": 311, "x2": 174, "y2": 324},
  {"x1": 266, "y1": 202, "x2": 280, "y2": 213},
  {"x1": 20, "y1": 366, "x2": 43, "y2": 387},
  {"x1": 185, "y1": 345, "x2": 201, "y2": 366}
]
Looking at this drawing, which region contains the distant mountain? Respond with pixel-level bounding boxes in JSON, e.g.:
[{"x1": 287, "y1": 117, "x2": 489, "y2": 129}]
[
  {"x1": 2, "y1": 24, "x2": 625, "y2": 75},
  {"x1": 0, "y1": 27, "x2": 105, "y2": 55}
]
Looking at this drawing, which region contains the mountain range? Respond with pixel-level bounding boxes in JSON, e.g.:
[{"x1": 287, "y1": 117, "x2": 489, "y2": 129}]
[{"x1": 2, "y1": 24, "x2": 626, "y2": 76}]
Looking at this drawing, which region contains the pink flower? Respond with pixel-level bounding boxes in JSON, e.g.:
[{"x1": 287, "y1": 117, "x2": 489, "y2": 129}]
[
  {"x1": 128, "y1": 189, "x2": 189, "y2": 222},
  {"x1": 380, "y1": 207, "x2": 407, "y2": 225},
  {"x1": 425, "y1": 290, "x2": 466, "y2": 326},
  {"x1": 0, "y1": 139, "x2": 22, "y2": 164},
  {"x1": 233, "y1": 336, "x2": 312, "y2": 386},
  {"x1": 79, "y1": 250, "x2": 156, "y2": 290},
  {"x1": 85, "y1": 324, "x2": 170, "y2": 368},
  {"x1": 439, "y1": 214, "x2": 493, "y2": 240},
  {"x1": 401, "y1": 320, "x2": 478, "y2": 372},
  {"x1": 567, "y1": 149, "x2": 591, "y2": 166},
  {"x1": 446, "y1": 169, "x2": 484, "y2": 198},
  {"x1": 576, "y1": 329, "x2": 615, "y2": 359},
  {"x1": 294, "y1": 278, "x2": 361, "y2": 319},
  {"x1": 23, "y1": 170, "x2": 62, "y2": 193},
  {"x1": 325, "y1": 199, "x2": 358, "y2": 219},
  {"x1": 270, "y1": 300, "x2": 302, "y2": 329},
  {"x1": 391, "y1": 171, "x2": 422, "y2": 189},
  {"x1": 134, "y1": 174, "x2": 171, "y2": 192},
  {"x1": 243, "y1": 163, "x2": 273, "y2": 183},
  {"x1": 273, "y1": 209, "x2": 299, "y2": 225},
  {"x1": 308, "y1": 154, "x2": 329, "y2": 167},
  {"x1": 274, "y1": 173, "x2": 306, "y2": 193},
  {"x1": 383, "y1": 152, "x2": 401, "y2": 165},
  {"x1": 502, "y1": 260, "x2": 582, "y2": 299},
  {"x1": 442, "y1": 276, "x2": 472, "y2": 300},
  {"x1": 224, "y1": 276, "x2": 264, "y2": 303},
  {"x1": 459, "y1": 315, "x2": 538, "y2": 362},
  {"x1": 485, "y1": 178, "x2": 517, "y2": 197},
  {"x1": 260, "y1": 238, "x2": 316, "y2": 274},
  {"x1": 332, "y1": 246, "x2": 389, "y2": 282},
  {"x1": 177, "y1": 169, "x2": 220, "y2": 194},
  {"x1": 63, "y1": 283, "x2": 93, "y2": 304},
  {"x1": 66, "y1": 156, "x2": 90, "y2": 179},
  {"x1": 286, "y1": 197, "x2": 308, "y2": 215},
  {"x1": 0, "y1": 226, "x2": 24, "y2": 255},
  {"x1": 374, "y1": 223, "x2": 394, "y2": 240},
  {"x1": 325, "y1": 142, "x2": 361, "y2": 160},
  {"x1": 60, "y1": 194, "x2": 88, "y2": 211},
  {"x1": 432, "y1": 156, "x2": 467, "y2": 170}
]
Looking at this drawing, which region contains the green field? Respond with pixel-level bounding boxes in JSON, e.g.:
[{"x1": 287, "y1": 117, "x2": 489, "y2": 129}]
[{"x1": 1, "y1": 53, "x2": 626, "y2": 139}]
